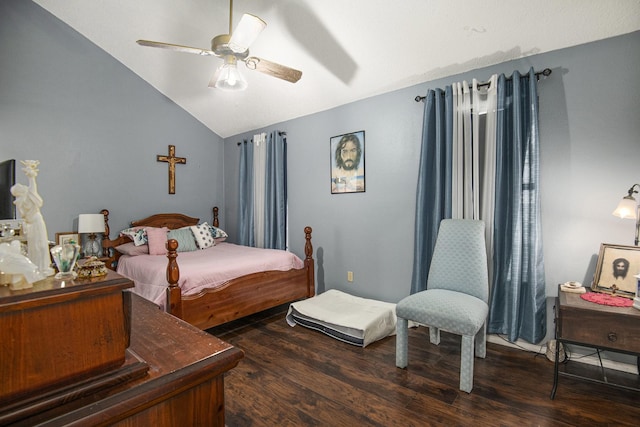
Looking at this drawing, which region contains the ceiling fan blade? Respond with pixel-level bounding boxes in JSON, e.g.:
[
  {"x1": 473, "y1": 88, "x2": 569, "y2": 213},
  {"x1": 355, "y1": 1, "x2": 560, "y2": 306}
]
[
  {"x1": 244, "y1": 57, "x2": 302, "y2": 83},
  {"x1": 228, "y1": 14, "x2": 266, "y2": 53},
  {"x1": 136, "y1": 40, "x2": 217, "y2": 56}
]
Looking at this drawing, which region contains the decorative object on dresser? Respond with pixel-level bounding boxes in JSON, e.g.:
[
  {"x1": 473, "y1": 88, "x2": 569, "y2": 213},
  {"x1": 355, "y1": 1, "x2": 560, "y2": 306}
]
[
  {"x1": 49, "y1": 242, "x2": 81, "y2": 280},
  {"x1": 10, "y1": 160, "x2": 54, "y2": 276},
  {"x1": 591, "y1": 243, "x2": 640, "y2": 298},
  {"x1": 77, "y1": 255, "x2": 108, "y2": 279},
  {"x1": 101, "y1": 206, "x2": 315, "y2": 330},
  {"x1": 612, "y1": 183, "x2": 640, "y2": 246},
  {"x1": 78, "y1": 213, "x2": 105, "y2": 257},
  {"x1": 0, "y1": 239, "x2": 45, "y2": 290},
  {"x1": 55, "y1": 231, "x2": 79, "y2": 246}
]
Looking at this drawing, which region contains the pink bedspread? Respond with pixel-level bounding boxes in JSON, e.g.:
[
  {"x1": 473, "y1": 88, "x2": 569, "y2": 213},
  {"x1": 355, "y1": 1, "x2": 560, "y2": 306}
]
[{"x1": 117, "y1": 242, "x2": 304, "y2": 308}]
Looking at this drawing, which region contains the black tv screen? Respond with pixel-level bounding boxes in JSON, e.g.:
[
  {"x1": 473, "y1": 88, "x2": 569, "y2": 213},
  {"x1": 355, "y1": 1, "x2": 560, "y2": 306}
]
[{"x1": 0, "y1": 159, "x2": 16, "y2": 219}]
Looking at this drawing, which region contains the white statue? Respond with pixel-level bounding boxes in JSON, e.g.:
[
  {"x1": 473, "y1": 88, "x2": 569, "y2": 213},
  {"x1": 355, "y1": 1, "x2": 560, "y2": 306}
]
[
  {"x1": 11, "y1": 160, "x2": 54, "y2": 276},
  {"x1": 0, "y1": 240, "x2": 46, "y2": 289}
]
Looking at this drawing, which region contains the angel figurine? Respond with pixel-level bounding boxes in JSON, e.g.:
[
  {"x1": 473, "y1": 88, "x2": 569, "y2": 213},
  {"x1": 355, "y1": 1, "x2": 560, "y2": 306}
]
[{"x1": 11, "y1": 160, "x2": 54, "y2": 276}]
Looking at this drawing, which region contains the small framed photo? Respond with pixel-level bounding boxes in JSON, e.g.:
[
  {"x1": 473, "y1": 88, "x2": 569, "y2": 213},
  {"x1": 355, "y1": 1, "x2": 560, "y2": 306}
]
[
  {"x1": 592, "y1": 243, "x2": 640, "y2": 297},
  {"x1": 330, "y1": 131, "x2": 365, "y2": 194},
  {"x1": 55, "y1": 232, "x2": 80, "y2": 246}
]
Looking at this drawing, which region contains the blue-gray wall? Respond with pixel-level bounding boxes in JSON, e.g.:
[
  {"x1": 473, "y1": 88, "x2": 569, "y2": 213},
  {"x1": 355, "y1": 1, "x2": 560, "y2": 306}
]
[
  {"x1": 3, "y1": 1, "x2": 640, "y2": 343},
  {"x1": 224, "y1": 31, "x2": 640, "y2": 320},
  {"x1": 1, "y1": 0, "x2": 224, "y2": 237}
]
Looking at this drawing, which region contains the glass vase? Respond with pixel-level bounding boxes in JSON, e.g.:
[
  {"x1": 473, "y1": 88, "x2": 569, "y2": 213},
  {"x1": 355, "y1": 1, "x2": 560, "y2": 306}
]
[{"x1": 50, "y1": 243, "x2": 81, "y2": 280}]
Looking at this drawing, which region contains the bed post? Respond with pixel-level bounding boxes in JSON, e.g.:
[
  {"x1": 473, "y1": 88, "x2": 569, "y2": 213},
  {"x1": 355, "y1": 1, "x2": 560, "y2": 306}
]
[
  {"x1": 212, "y1": 206, "x2": 219, "y2": 228},
  {"x1": 304, "y1": 226, "x2": 315, "y2": 297},
  {"x1": 100, "y1": 209, "x2": 119, "y2": 270},
  {"x1": 165, "y1": 239, "x2": 183, "y2": 319}
]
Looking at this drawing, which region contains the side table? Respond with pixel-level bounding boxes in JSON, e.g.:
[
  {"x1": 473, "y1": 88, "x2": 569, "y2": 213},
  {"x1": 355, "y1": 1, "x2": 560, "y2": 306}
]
[{"x1": 551, "y1": 286, "x2": 640, "y2": 399}]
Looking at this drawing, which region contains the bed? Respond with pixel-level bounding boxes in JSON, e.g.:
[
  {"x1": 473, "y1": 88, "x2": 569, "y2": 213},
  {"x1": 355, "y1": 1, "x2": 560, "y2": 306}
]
[{"x1": 100, "y1": 207, "x2": 315, "y2": 330}]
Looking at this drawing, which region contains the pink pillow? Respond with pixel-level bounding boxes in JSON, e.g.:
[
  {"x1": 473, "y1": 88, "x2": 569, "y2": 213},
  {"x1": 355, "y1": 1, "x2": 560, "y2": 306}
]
[
  {"x1": 146, "y1": 227, "x2": 169, "y2": 255},
  {"x1": 116, "y1": 242, "x2": 149, "y2": 256}
]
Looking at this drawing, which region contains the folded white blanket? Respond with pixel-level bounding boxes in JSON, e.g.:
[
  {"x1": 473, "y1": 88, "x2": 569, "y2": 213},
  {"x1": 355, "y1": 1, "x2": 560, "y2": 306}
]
[{"x1": 286, "y1": 289, "x2": 398, "y2": 347}]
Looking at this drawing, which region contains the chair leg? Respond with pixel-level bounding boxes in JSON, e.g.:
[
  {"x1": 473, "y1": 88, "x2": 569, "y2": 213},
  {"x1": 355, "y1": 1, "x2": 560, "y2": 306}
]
[
  {"x1": 475, "y1": 323, "x2": 487, "y2": 359},
  {"x1": 396, "y1": 317, "x2": 408, "y2": 368},
  {"x1": 429, "y1": 327, "x2": 440, "y2": 345},
  {"x1": 459, "y1": 335, "x2": 475, "y2": 393}
]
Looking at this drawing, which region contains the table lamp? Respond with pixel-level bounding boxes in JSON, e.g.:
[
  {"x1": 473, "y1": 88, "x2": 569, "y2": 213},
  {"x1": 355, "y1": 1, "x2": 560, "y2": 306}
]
[
  {"x1": 78, "y1": 213, "x2": 104, "y2": 257},
  {"x1": 612, "y1": 183, "x2": 640, "y2": 246}
]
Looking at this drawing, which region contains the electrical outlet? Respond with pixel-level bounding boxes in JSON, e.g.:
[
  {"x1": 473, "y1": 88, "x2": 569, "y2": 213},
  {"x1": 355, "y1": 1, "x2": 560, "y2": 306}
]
[{"x1": 347, "y1": 271, "x2": 354, "y2": 282}]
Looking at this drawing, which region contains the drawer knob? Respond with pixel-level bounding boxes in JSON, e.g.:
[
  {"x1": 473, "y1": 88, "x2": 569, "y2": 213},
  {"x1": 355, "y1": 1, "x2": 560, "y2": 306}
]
[{"x1": 608, "y1": 332, "x2": 617, "y2": 342}]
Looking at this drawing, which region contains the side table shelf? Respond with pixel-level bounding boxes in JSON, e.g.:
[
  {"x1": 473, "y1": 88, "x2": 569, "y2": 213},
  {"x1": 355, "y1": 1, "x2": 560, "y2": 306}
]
[{"x1": 551, "y1": 286, "x2": 640, "y2": 399}]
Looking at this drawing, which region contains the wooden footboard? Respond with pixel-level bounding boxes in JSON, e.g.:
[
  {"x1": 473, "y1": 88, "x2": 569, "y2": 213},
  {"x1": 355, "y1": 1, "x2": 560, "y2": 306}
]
[
  {"x1": 102, "y1": 207, "x2": 315, "y2": 330},
  {"x1": 165, "y1": 226, "x2": 315, "y2": 330}
]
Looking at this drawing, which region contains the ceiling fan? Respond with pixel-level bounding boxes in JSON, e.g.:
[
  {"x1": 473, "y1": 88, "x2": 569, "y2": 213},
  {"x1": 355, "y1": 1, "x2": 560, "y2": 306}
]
[{"x1": 136, "y1": 0, "x2": 302, "y2": 91}]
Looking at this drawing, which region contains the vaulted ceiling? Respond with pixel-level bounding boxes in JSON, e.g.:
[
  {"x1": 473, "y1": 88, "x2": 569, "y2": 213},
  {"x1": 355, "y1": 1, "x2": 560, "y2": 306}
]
[{"x1": 33, "y1": 0, "x2": 640, "y2": 138}]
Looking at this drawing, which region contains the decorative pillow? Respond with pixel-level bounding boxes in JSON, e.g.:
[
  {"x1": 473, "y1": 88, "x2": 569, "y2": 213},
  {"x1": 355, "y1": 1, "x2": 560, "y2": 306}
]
[
  {"x1": 190, "y1": 222, "x2": 215, "y2": 249},
  {"x1": 209, "y1": 225, "x2": 228, "y2": 243},
  {"x1": 167, "y1": 227, "x2": 199, "y2": 252},
  {"x1": 119, "y1": 226, "x2": 147, "y2": 246},
  {"x1": 115, "y1": 242, "x2": 149, "y2": 256},
  {"x1": 146, "y1": 227, "x2": 169, "y2": 255}
]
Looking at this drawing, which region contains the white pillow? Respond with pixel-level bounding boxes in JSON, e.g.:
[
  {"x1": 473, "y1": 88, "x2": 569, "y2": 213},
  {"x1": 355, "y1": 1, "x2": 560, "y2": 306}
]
[{"x1": 190, "y1": 222, "x2": 215, "y2": 249}]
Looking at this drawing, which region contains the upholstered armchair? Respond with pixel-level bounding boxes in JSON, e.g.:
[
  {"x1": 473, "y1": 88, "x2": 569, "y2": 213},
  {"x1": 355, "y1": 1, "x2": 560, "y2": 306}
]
[{"x1": 396, "y1": 219, "x2": 489, "y2": 393}]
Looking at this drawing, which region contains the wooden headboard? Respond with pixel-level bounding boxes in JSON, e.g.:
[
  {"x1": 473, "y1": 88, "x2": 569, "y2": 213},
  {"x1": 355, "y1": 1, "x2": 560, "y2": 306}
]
[{"x1": 101, "y1": 207, "x2": 219, "y2": 269}]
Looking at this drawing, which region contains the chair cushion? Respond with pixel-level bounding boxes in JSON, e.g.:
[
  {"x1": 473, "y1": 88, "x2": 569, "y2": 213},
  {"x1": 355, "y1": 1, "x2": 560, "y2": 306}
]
[{"x1": 396, "y1": 289, "x2": 488, "y2": 336}]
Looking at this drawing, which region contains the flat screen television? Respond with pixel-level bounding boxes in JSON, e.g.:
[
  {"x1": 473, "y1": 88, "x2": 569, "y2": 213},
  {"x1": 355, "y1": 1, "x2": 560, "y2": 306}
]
[{"x1": 0, "y1": 159, "x2": 16, "y2": 219}]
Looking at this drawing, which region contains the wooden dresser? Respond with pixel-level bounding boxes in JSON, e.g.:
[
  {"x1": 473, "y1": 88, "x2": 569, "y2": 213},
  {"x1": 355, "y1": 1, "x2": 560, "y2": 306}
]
[
  {"x1": 551, "y1": 287, "x2": 640, "y2": 398},
  {"x1": 0, "y1": 272, "x2": 244, "y2": 426}
]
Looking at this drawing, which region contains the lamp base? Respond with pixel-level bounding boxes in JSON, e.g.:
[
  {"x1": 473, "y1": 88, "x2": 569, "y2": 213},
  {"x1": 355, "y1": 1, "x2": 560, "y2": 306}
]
[{"x1": 83, "y1": 235, "x2": 101, "y2": 258}]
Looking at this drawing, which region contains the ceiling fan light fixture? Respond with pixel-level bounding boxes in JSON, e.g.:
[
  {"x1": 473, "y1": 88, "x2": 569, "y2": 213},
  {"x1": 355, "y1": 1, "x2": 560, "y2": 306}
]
[
  {"x1": 215, "y1": 55, "x2": 247, "y2": 91},
  {"x1": 229, "y1": 14, "x2": 266, "y2": 53}
]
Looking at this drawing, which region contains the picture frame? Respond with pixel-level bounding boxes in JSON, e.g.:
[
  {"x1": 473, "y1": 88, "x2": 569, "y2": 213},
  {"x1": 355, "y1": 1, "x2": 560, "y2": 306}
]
[
  {"x1": 330, "y1": 131, "x2": 365, "y2": 194},
  {"x1": 55, "y1": 232, "x2": 80, "y2": 246},
  {"x1": 592, "y1": 243, "x2": 640, "y2": 298}
]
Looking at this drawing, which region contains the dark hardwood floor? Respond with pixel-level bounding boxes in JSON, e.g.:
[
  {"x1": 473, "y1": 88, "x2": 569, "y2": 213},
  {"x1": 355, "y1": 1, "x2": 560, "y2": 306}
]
[{"x1": 209, "y1": 306, "x2": 640, "y2": 427}]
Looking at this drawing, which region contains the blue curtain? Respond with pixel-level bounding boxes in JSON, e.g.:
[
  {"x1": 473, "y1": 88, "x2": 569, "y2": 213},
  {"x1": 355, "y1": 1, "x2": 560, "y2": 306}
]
[
  {"x1": 264, "y1": 131, "x2": 288, "y2": 249},
  {"x1": 488, "y1": 69, "x2": 546, "y2": 343},
  {"x1": 411, "y1": 68, "x2": 546, "y2": 343},
  {"x1": 238, "y1": 131, "x2": 288, "y2": 250},
  {"x1": 238, "y1": 138, "x2": 254, "y2": 247},
  {"x1": 410, "y1": 87, "x2": 453, "y2": 294}
]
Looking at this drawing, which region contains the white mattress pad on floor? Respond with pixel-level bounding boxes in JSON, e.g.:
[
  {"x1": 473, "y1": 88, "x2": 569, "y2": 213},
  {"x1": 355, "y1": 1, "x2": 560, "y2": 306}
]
[{"x1": 286, "y1": 289, "x2": 399, "y2": 347}]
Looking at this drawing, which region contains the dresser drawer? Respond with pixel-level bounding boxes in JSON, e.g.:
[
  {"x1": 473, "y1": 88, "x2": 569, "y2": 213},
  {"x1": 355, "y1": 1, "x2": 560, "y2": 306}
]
[{"x1": 558, "y1": 297, "x2": 640, "y2": 353}]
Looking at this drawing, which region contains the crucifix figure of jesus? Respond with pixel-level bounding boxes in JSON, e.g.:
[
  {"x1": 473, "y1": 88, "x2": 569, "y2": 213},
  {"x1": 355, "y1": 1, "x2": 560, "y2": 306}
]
[{"x1": 157, "y1": 145, "x2": 186, "y2": 194}]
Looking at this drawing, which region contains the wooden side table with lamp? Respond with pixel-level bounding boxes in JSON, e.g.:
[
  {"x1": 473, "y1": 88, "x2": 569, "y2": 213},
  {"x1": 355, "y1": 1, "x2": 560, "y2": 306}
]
[{"x1": 551, "y1": 283, "x2": 640, "y2": 399}]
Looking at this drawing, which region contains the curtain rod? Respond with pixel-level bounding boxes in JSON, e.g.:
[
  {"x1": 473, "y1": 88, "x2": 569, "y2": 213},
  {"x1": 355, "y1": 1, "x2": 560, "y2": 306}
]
[
  {"x1": 414, "y1": 68, "x2": 552, "y2": 102},
  {"x1": 236, "y1": 131, "x2": 287, "y2": 145}
]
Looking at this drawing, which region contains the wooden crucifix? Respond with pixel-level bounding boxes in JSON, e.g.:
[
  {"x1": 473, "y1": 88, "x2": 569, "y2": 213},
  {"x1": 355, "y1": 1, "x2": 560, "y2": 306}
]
[{"x1": 157, "y1": 145, "x2": 186, "y2": 194}]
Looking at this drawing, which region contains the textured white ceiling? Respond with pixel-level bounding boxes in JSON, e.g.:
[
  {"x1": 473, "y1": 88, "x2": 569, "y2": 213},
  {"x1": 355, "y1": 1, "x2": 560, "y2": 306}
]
[{"x1": 33, "y1": 0, "x2": 640, "y2": 138}]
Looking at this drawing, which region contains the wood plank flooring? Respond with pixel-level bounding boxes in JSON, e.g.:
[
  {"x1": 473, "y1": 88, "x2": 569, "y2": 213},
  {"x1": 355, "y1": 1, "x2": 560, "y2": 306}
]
[{"x1": 208, "y1": 306, "x2": 640, "y2": 427}]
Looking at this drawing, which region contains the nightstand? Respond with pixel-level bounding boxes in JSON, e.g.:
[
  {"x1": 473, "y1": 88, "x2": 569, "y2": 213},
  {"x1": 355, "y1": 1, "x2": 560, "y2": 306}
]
[{"x1": 551, "y1": 285, "x2": 640, "y2": 398}]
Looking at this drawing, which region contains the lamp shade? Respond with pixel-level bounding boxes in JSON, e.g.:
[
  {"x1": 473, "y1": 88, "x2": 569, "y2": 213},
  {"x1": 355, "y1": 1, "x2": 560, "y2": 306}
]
[
  {"x1": 228, "y1": 13, "x2": 266, "y2": 53},
  {"x1": 215, "y1": 55, "x2": 248, "y2": 91},
  {"x1": 78, "y1": 214, "x2": 104, "y2": 234},
  {"x1": 612, "y1": 196, "x2": 638, "y2": 219}
]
